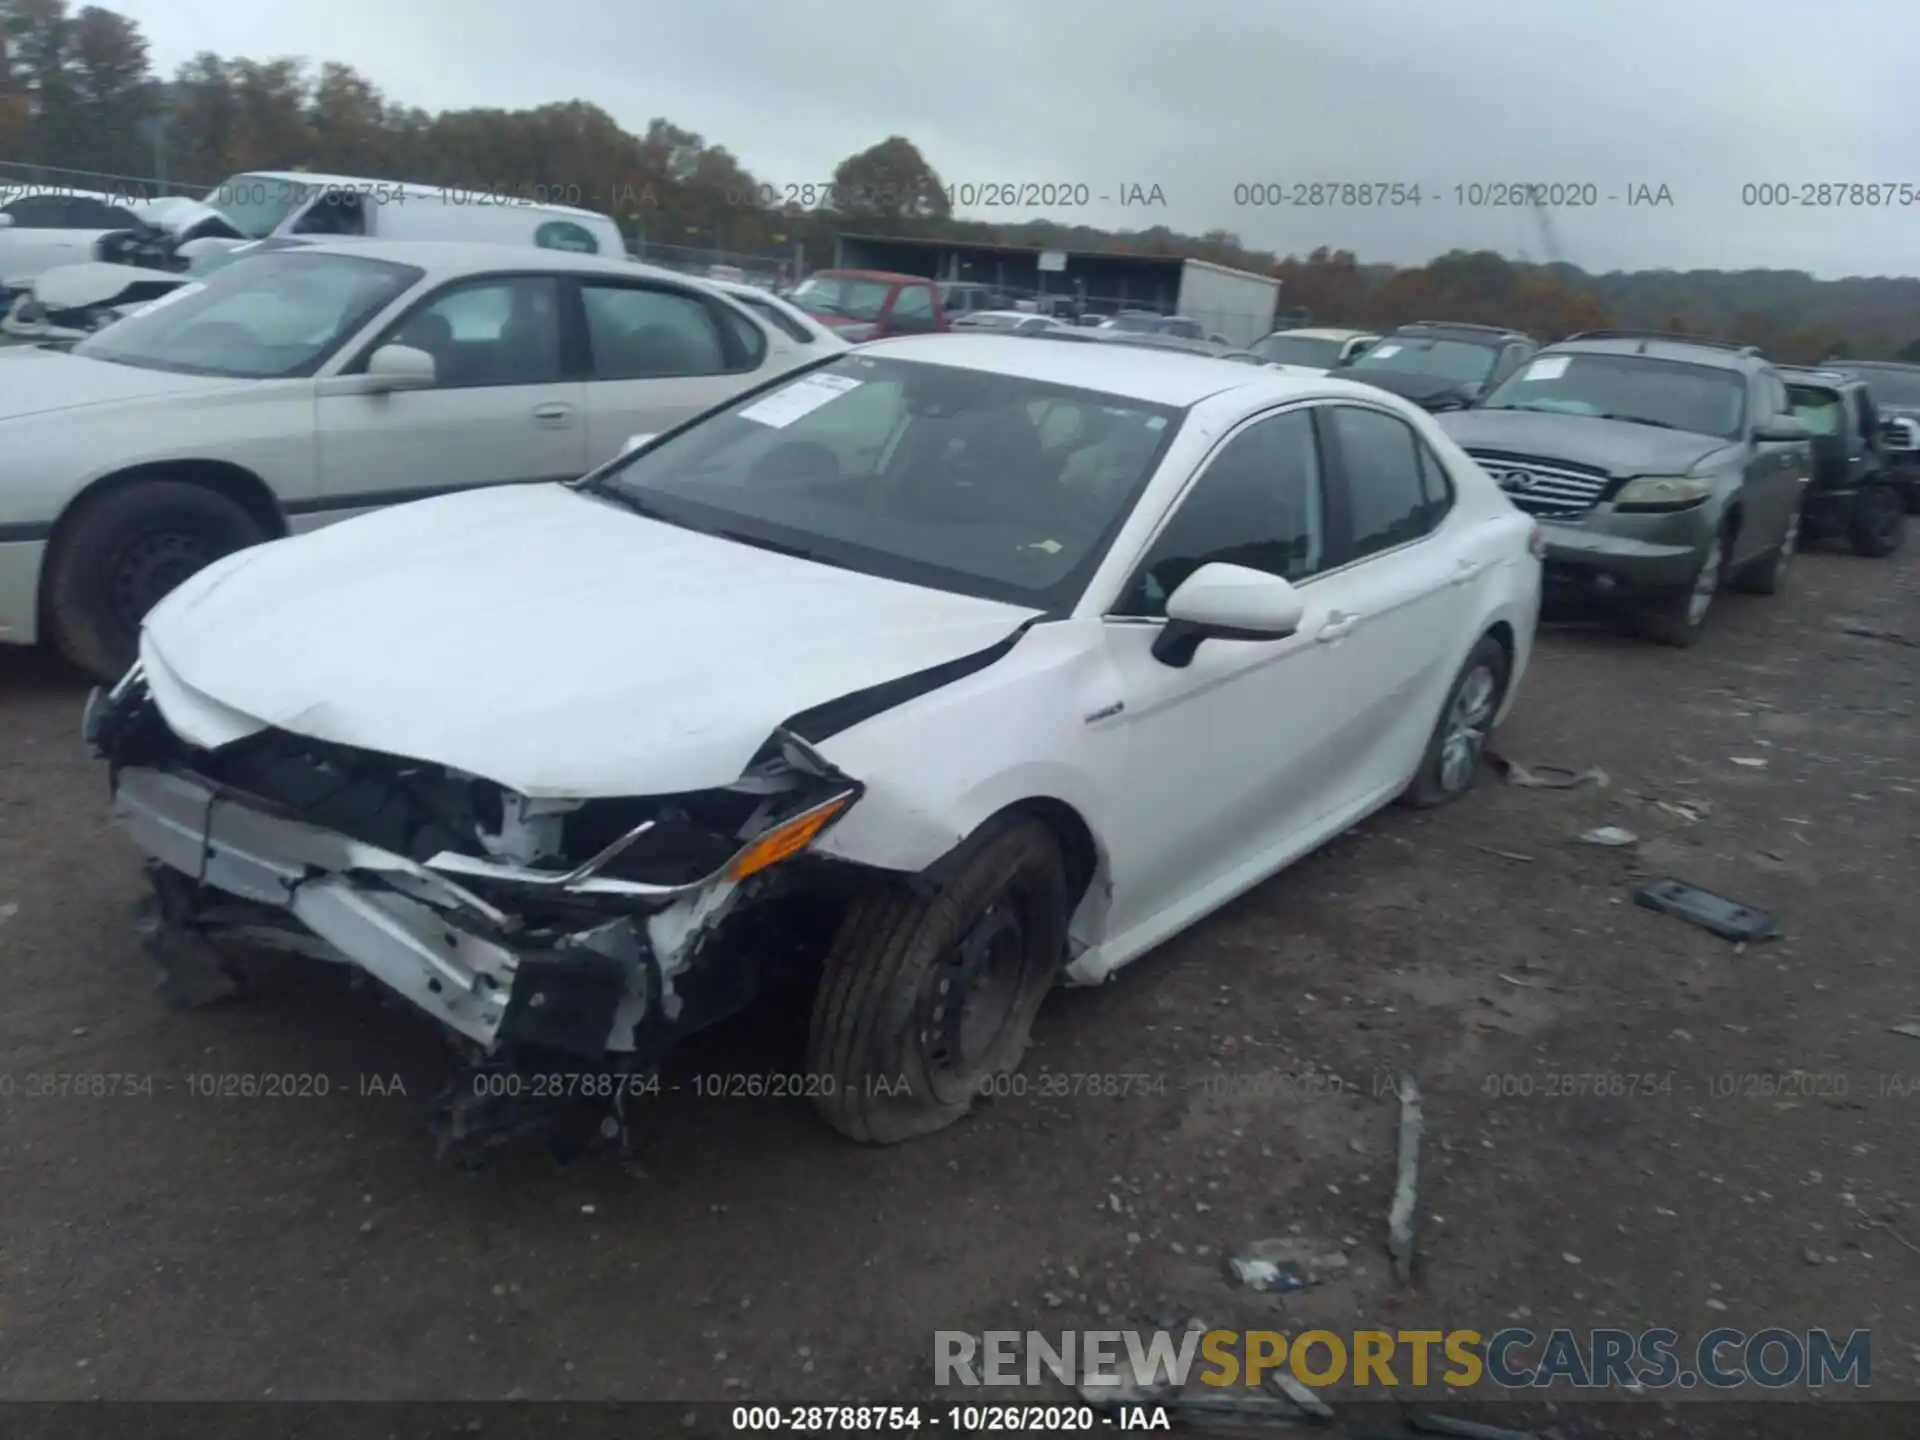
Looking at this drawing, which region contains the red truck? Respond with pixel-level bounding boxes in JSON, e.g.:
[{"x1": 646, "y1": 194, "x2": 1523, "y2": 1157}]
[{"x1": 785, "y1": 268, "x2": 948, "y2": 341}]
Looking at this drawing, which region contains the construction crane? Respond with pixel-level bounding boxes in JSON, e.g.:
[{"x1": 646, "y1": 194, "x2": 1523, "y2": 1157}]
[{"x1": 1531, "y1": 195, "x2": 1564, "y2": 266}]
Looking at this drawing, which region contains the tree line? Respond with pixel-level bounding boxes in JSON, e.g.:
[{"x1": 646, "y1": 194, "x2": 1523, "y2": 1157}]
[{"x1": 3, "y1": 0, "x2": 1917, "y2": 363}]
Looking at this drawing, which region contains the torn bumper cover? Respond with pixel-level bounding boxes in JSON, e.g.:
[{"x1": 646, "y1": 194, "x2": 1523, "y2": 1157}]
[{"x1": 90, "y1": 673, "x2": 860, "y2": 1063}]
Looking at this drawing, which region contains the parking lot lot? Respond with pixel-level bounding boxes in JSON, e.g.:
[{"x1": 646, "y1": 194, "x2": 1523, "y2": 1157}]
[{"x1": 3, "y1": 547, "x2": 1917, "y2": 1431}]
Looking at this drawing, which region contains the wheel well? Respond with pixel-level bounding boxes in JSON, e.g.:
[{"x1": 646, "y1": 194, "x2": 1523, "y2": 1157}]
[
  {"x1": 1483, "y1": 619, "x2": 1515, "y2": 668},
  {"x1": 1008, "y1": 797, "x2": 1100, "y2": 908},
  {"x1": 40, "y1": 460, "x2": 286, "y2": 610},
  {"x1": 916, "y1": 797, "x2": 1103, "y2": 910},
  {"x1": 1722, "y1": 503, "x2": 1742, "y2": 545}
]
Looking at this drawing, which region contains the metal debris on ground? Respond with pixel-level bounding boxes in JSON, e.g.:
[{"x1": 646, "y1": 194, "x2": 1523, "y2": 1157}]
[
  {"x1": 1486, "y1": 753, "x2": 1608, "y2": 790},
  {"x1": 1842, "y1": 624, "x2": 1919, "y2": 647},
  {"x1": 0, "y1": 901, "x2": 16, "y2": 928},
  {"x1": 1575, "y1": 826, "x2": 1637, "y2": 847},
  {"x1": 1472, "y1": 845, "x2": 1535, "y2": 863},
  {"x1": 1226, "y1": 1238, "x2": 1350, "y2": 1293},
  {"x1": 1269, "y1": 1370, "x2": 1335, "y2": 1420},
  {"x1": 1407, "y1": 1415, "x2": 1542, "y2": 1439},
  {"x1": 1631, "y1": 878, "x2": 1779, "y2": 942},
  {"x1": 1889, "y1": 1023, "x2": 1920, "y2": 1041},
  {"x1": 1652, "y1": 798, "x2": 1709, "y2": 824},
  {"x1": 1388, "y1": 1075, "x2": 1423, "y2": 1286},
  {"x1": 1497, "y1": 973, "x2": 1547, "y2": 988},
  {"x1": 1729, "y1": 756, "x2": 1769, "y2": 769}
]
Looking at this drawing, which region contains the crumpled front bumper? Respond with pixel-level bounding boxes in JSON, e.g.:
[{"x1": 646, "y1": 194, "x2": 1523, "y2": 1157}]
[{"x1": 111, "y1": 764, "x2": 657, "y2": 1057}]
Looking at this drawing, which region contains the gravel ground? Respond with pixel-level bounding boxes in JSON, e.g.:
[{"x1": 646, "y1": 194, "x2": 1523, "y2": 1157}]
[{"x1": 2, "y1": 545, "x2": 1917, "y2": 1436}]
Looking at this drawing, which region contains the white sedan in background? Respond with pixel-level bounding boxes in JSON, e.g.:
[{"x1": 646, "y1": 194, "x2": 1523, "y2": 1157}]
[
  {"x1": 953, "y1": 308, "x2": 1077, "y2": 335},
  {"x1": 0, "y1": 239, "x2": 825, "y2": 679},
  {"x1": 1246, "y1": 327, "x2": 1381, "y2": 374},
  {"x1": 91, "y1": 335, "x2": 1542, "y2": 1158}
]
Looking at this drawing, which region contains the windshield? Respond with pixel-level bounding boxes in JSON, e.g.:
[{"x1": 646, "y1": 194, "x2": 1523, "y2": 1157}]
[
  {"x1": 1250, "y1": 334, "x2": 1343, "y2": 367},
  {"x1": 1478, "y1": 351, "x2": 1748, "y2": 439},
  {"x1": 1843, "y1": 366, "x2": 1920, "y2": 407},
  {"x1": 789, "y1": 276, "x2": 892, "y2": 322},
  {"x1": 1786, "y1": 384, "x2": 1846, "y2": 435},
  {"x1": 582, "y1": 354, "x2": 1183, "y2": 609},
  {"x1": 1348, "y1": 337, "x2": 1497, "y2": 384},
  {"x1": 74, "y1": 250, "x2": 421, "y2": 379},
  {"x1": 203, "y1": 173, "x2": 317, "y2": 238}
]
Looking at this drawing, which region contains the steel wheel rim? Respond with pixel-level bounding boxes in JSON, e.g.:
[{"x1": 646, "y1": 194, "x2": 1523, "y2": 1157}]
[
  {"x1": 1686, "y1": 541, "x2": 1723, "y2": 626},
  {"x1": 1439, "y1": 664, "x2": 1497, "y2": 792},
  {"x1": 110, "y1": 530, "x2": 209, "y2": 633},
  {"x1": 921, "y1": 895, "x2": 1032, "y2": 1082}
]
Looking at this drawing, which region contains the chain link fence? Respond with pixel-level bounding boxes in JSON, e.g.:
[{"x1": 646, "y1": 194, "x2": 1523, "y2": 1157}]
[{"x1": 0, "y1": 160, "x2": 210, "y2": 201}]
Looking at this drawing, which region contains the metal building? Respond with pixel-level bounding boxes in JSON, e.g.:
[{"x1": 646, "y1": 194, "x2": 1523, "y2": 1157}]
[{"x1": 831, "y1": 232, "x2": 1191, "y2": 316}]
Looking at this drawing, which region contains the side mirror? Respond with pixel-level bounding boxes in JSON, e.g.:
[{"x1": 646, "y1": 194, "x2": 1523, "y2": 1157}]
[
  {"x1": 620, "y1": 433, "x2": 657, "y2": 455},
  {"x1": 1754, "y1": 416, "x2": 1811, "y2": 443},
  {"x1": 318, "y1": 344, "x2": 437, "y2": 396},
  {"x1": 349, "y1": 343, "x2": 435, "y2": 395},
  {"x1": 1152, "y1": 562, "x2": 1306, "y2": 667}
]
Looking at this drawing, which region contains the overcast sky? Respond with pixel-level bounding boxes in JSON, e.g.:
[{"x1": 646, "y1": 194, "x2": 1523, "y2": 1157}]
[{"x1": 111, "y1": 0, "x2": 1920, "y2": 278}]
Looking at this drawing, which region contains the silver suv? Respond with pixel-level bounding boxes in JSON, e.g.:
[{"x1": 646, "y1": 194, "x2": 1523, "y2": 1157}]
[{"x1": 1438, "y1": 331, "x2": 1813, "y2": 646}]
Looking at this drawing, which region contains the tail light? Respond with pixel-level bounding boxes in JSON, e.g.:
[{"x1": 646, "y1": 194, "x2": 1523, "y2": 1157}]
[{"x1": 1527, "y1": 523, "x2": 1547, "y2": 560}]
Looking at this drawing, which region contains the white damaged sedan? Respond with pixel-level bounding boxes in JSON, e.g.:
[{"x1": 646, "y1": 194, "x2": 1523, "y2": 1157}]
[{"x1": 88, "y1": 334, "x2": 1542, "y2": 1156}]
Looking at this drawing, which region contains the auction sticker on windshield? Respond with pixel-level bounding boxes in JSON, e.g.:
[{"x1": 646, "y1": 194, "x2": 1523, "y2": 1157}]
[
  {"x1": 1369, "y1": 343, "x2": 1401, "y2": 360},
  {"x1": 739, "y1": 372, "x2": 864, "y2": 428},
  {"x1": 1522, "y1": 356, "x2": 1572, "y2": 381}
]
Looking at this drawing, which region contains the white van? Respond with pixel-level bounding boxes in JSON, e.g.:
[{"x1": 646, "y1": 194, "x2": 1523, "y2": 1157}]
[
  {"x1": 0, "y1": 170, "x2": 624, "y2": 294},
  {"x1": 181, "y1": 170, "x2": 625, "y2": 256}
]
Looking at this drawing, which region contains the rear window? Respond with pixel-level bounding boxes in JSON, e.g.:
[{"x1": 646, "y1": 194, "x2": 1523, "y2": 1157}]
[{"x1": 736, "y1": 293, "x2": 814, "y2": 344}]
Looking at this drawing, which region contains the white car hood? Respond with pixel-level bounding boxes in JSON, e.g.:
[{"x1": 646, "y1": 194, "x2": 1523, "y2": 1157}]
[
  {"x1": 0, "y1": 349, "x2": 248, "y2": 419},
  {"x1": 140, "y1": 482, "x2": 1041, "y2": 798},
  {"x1": 32, "y1": 261, "x2": 188, "y2": 310}
]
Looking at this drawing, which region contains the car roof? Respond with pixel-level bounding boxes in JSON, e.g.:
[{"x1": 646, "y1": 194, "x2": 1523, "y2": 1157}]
[
  {"x1": 1270, "y1": 327, "x2": 1372, "y2": 341},
  {"x1": 285, "y1": 239, "x2": 683, "y2": 281},
  {"x1": 1778, "y1": 366, "x2": 1858, "y2": 386},
  {"x1": 1827, "y1": 358, "x2": 1920, "y2": 372},
  {"x1": 1546, "y1": 335, "x2": 1758, "y2": 370},
  {"x1": 859, "y1": 332, "x2": 1317, "y2": 405},
  {"x1": 1390, "y1": 322, "x2": 1528, "y2": 344},
  {"x1": 812, "y1": 268, "x2": 924, "y2": 284}
]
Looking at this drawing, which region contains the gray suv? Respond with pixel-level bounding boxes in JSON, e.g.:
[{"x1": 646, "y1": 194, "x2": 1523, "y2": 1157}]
[{"x1": 1437, "y1": 331, "x2": 1813, "y2": 646}]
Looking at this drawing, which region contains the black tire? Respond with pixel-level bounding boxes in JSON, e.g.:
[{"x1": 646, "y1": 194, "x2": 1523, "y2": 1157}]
[
  {"x1": 1848, "y1": 484, "x2": 1906, "y2": 558},
  {"x1": 807, "y1": 820, "x2": 1067, "y2": 1144},
  {"x1": 1634, "y1": 526, "x2": 1730, "y2": 648},
  {"x1": 1734, "y1": 504, "x2": 1800, "y2": 596},
  {"x1": 1402, "y1": 634, "x2": 1510, "y2": 809},
  {"x1": 43, "y1": 480, "x2": 267, "y2": 683}
]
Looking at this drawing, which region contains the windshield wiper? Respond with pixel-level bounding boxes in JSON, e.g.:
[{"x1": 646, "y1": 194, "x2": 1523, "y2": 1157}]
[{"x1": 1591, "y1": 413, "x2": 1685, "y2": 431}]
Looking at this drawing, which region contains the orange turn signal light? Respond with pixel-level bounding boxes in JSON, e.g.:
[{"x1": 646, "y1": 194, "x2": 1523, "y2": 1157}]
[{"x1": 727, "y1": 792, "x2": 856, "y2": 881}]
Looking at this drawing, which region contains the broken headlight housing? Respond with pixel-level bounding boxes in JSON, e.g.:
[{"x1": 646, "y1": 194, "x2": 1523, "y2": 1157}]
[{"x1": 424, "y1": 730, "x2": 861, "y2": 903}]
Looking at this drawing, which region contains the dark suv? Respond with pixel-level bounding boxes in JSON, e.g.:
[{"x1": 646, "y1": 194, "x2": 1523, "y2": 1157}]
[
  {"x1": 1777, "y1": 367, "x2": 1906, "y2": 557},
  {"x1": 1818, "y1": 359, "x2": 1920, "y2": 511},
  {"x1": 1436, "y1": 331, "x2": 1813, "y2": 647},
  {"x1": 1336, "y1": 320, "x2": 1538, "y2": 411}
]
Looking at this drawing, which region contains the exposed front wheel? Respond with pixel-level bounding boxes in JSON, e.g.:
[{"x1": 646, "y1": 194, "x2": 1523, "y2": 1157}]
[
  {"x1": 807, "y1": 821, "x2": 1066, "y2": 1144},
  {"x1": 1635, "y1": 528, "x2": 1728, "y2": 647},
  {"x1": 1735, "y1": 505, "x2": 1799, "y2": 595},
  {"x1": 1848, "y1": 485, "x2": 1906, "y2": 558},
  {"x1": 1402, "y1": 634, "x2": 1510, "y2": 809},
  {"x1": 43, "y1": 481, "x2": 267, "y2": 682}
]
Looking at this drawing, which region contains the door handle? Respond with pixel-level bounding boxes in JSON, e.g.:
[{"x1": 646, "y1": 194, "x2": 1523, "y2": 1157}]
[
  {"x1": 1449, "y1": 558, "x2": 1485, "y2": 586},
  {"x1": 532, "y1": 402, "x2": 574, "y2": 426},
  {"x1": 1315, "y1": 612, "x2": 1359, "y2": 643}
]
